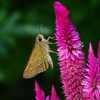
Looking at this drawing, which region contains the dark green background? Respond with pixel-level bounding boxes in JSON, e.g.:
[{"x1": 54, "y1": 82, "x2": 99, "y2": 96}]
[{"x1": 0, "y1": 0, "x2": 100, "y2": 100}]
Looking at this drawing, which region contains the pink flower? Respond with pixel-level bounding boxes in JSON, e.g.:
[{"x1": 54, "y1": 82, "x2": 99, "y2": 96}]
[
  {"x1": 54, "y1": 1, "x2": 85, "y2": 100},
  {"x1": 45, "y1": 85, "x2": 60, "y2": 100},
  {"x1": 97, "y1": 41, "x2": 100, "y2": 64},
  {"x1": 35, "y1": 81, "x2": 45, "y2": 100},
  {"x1": 51, "y1": 85, "x2": 60, "y2": 100},
  {"x1": 45, "y1": 96, "x2": 50, "y2": 100},
  {"x1": 35, "y1": 81, "x2": 59, "y2": 100},
  {"x1": 83, "y1": 42, "x2": 100, "y2": 100}
]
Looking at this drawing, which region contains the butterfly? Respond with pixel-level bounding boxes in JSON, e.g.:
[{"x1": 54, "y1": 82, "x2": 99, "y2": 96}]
[{"x1": 23, "y1": 34, "x2": 54, "y2": 79}]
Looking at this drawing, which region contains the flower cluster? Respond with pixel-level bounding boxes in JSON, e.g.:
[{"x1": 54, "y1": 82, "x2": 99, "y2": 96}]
[
  {"x1": 35, "y1": 81, "x2": 60, "y2": 100},
  {"x1": 33, "y1": 1, "x2": 100, "y2": 100},
  {"x1": 83, "y1": 42, "x2": 100, "y2": 100}
]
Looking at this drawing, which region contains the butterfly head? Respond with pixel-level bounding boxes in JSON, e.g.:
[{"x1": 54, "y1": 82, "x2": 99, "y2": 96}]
[{"x1": 36, "y1": 34, "x2": 45, "y2": 42}]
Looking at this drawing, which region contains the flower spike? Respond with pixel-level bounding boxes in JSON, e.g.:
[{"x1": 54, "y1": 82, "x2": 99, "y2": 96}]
[
  {"x1": 54, "y1": 1, "x2": 85, "y2": 100},
  {"x1": 35, "y1": 81, "x2": 45, "y2": 100},
  {"x1": 83, "y1": 42, "x2": 100, "y2": 100},
  {"x1": 51, "y1": 85, "x2": 60, "y2": 100}
]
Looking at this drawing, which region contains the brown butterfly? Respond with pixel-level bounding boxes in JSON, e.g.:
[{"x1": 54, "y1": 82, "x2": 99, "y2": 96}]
[{"x1": 23, "y1": 34, "x2": 54, "y2": 79}]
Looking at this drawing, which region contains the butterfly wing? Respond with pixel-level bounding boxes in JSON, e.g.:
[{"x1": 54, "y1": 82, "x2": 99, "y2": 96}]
[
  {"x1": 23, "y1": 45, "x2": 49, "y2": 79},
  {"x1": 46, "y1": 53, "x2": 53, "y2": 68}
]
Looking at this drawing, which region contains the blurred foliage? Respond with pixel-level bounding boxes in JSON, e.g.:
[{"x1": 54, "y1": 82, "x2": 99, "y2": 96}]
[{"x1": 0, "y1": 0, "x2": 100, "y2": 100}]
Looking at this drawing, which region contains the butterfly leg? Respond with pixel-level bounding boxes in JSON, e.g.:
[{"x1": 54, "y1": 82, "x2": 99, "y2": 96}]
[
  {"x1": 49, "y1": 50, "x2": 57, "y2": 54},
  {"x1": 47, "y1": 36, "x2": 54, "y2": 41},
  {"x1": 47, "y1": 36, "x2": 56, "y2": 44}
]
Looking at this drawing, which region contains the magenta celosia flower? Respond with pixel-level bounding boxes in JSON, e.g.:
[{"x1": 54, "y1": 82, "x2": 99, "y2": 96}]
[
  {"x1": 97, "y1": 41, "x2": 100, "y2": 64},
  {"x1": 45, "y1": 96, "x2": 50, "y2": 100},
  {"x1": 35, "y1": 81, "x2": 60, "y2": 100},
  {"x1": 51, "y1": 85, "x2": 60, "y2": 100},
  {"x1": 83, "y1": 42, "x2": 100, "y2": 100},
  {"x1": 45, "y1": 85, "x2": 60, "y2": 100},
  {"x1": 54, "y1": 1, "x2": 85, "y2": 100},
  {"x1": 35, "y1": 81, "x2": 45, "y2": 100}
]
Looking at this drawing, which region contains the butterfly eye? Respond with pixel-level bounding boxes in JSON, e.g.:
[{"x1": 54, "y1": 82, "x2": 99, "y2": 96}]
[{"x1": 38, "y1": 37, "x2": 42, "y2": 41}]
